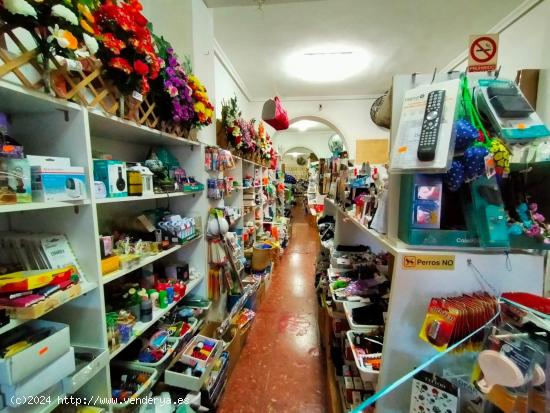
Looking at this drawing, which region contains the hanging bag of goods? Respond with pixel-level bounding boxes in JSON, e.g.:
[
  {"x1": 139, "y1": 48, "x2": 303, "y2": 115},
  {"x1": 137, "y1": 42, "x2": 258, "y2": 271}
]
[{"x1": 261, "y1": 96, "x2": 289, "y2": 131}]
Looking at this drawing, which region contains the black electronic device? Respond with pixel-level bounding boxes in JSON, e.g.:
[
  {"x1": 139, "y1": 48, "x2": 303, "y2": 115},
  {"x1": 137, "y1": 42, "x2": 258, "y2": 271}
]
[
  {"x1": 417, "y1": 90, "x2": 446, "y2": 162},
  {"x1": 487, "y1": 85, "x2": 534, "y2": 118},
  {"x1": 116, "y1": 166, "x2": 126, "y2": 191}
]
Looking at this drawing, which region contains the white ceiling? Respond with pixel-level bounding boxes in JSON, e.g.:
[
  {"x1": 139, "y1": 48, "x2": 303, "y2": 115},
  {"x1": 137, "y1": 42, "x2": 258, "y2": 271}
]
[
  {"x1": 205, "y1": 0, "x2": 322, "y2": 7},
  {"x1": 212, "y1": 0, "x2": 523, "y2": 98}
]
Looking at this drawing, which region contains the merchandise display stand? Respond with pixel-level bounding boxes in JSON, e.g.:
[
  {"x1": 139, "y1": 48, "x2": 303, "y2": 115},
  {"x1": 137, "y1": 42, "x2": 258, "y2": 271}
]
[
  {"x1": 0, "y1": 79, "x2": 209, "y2": 411},
  {"x1": 320, "y1": 72, "x2": 547, "y2": 412},
  {"x1": 324, "y1": 196, "x2": 544, "y2": 412}
]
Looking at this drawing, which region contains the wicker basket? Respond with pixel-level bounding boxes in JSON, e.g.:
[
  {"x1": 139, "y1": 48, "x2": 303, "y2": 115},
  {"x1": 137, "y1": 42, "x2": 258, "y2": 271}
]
[
  {"x1": 160, "y1": 121, "x2": 195, "y2": 140},
  {"x1": 251, "y1": 242, "x2": 275, "y2": 271},
  {"x1": 49, "y1": 61, "x2": 120, "y2": 115},
  {"x1": 121, "y1": 94, "x2": 160, "y2": 129},
  {"x1": 216, "y1": 119, "x2": 230, "y2": 148}
]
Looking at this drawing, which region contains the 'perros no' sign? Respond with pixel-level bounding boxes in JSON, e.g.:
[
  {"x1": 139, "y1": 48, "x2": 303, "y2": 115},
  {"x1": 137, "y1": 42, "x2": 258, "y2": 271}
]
[{"x1": 402, "y1": 255, "x2": 455, "y2": 270}]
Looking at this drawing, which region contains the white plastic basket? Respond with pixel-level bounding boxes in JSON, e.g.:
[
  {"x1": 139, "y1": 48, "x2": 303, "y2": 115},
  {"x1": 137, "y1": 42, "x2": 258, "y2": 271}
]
[
  {"x1": 346, "y1": 330, "x2": 381, "y2": 383},
  {"x1": 130, "y1": 337, "x2": 181, "y2": 371},
  {"x1": 110, "y1": 363, "x2": 158, "y2": 411}
]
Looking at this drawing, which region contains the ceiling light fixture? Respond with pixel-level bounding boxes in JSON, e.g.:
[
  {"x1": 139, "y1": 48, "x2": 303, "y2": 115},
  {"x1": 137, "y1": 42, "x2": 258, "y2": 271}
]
[
  {"x1": 291, "y1": 120, "x2": 320, "y2": 132},
  {"x1": 286, "y1": 45, "x2": 371, "y2": 82}
]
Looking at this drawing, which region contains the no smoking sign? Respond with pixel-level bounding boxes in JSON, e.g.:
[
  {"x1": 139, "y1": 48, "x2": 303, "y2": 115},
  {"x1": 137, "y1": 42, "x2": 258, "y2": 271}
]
[{"x1": 468, "y1": 34, "x2": 499, "y2": 72}]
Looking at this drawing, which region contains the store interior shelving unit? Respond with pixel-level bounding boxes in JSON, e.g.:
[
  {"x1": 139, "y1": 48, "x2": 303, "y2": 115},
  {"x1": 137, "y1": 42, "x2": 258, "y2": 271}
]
[
  {"x1": 207, "y1": 151, "x2": 280, "y2": 322},
  {"x1": 0, "y1": 80, "x2": 210, "y2": 412},
  {"x1": 321, "y1": 72, "x2": 547, "y2": 413}
]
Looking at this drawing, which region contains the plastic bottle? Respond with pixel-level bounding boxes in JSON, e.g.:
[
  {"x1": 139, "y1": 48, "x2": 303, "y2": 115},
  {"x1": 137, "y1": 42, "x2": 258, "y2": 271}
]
[
  {"x1": 166, "y1": 287, "x2": 174, "y2": 304},
  {"x1": 140, "y1": 299, "x2": 153, "y2": 322},
  {"x1": 158, "y1": 290, "x2": 168, "y2": 309},
  {"x1": 141, "y1": 264, "x2": 155, "y2": 289}
]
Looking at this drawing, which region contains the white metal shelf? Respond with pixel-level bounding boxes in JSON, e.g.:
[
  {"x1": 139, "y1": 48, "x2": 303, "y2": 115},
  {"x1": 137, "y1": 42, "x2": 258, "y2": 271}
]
[
  {"x1": 109, "y1": 275, "x2": 204, "y2": 360},
  {"x1": 96, "y1": 191, "x2": 199, "y2": 205},
  {"x1": 88, "y1": 109, "x2": 201, "y2": 147},
  {"x1": 101, "y1": 236, "x2": 202, "y2": 285},
  {"x1": 0, "y1": 199, "x2": 91, "y2": 214}
]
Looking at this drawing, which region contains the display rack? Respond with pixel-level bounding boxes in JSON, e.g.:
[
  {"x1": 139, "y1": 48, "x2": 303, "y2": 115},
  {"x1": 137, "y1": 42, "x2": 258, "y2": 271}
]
[
  {"x1": 320, "y1": 71, "x2": 547, "y2": 412},
  {"x1": 0, "y1": 77, "x2": 211, "y2": 411}
]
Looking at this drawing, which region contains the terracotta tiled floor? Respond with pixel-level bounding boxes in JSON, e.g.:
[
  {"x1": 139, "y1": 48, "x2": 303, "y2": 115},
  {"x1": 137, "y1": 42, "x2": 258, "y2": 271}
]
[{"x1": 218, "y1": 206, "x2": 326, "y2": 413}]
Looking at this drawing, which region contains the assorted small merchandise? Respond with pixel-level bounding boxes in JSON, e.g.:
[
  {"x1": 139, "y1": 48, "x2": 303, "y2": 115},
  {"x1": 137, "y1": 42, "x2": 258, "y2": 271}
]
[
  {"x1": 207, "y1": 177, "x2": 236, "y2": 200},
  {"x1": 329, "y1": 246, "x2": 390, "y2": 305},
  {"x1": 392, "y1": 74, "x2": 550, "y2": 249},
  {"x1": 165, "y1": 335, "x2": 222, "y2": 391},
  {"x1": 347, "y1": 330, "x2": 383, "y2": 378},
  {"x1": 0, "y1": 116, "x2": 88, "y2": 205},
  {"x1": 104, "y1": 260, "x2": 203, "y2": 352},
  {"x1": 419, "y1": 293, "x2": 499, "y2": 352},
  {"x1": 0, "y1": 320, "x2": 76, "y2": 408},
  {"x1": 224, "y1": 206, "x2": 242, "y2": 226},
  {"x1": 94, "y1": 147, "x2": 204, "y2": 199},
  {"x1": 0, "y1": 232, "x2": 83, "y2": 320},
  {"x1": 207, "y1": 209, "x2": 245, "y2": 300},
  {"x1": 315, "y1": 215, "x2": 391, "y2": 409},
  {"x1": 110, "y1": 364, "x2": 157, "y2": 405},
  {"x1": 99, "y1": 208, "x2": 199, "y2": 276},
  {"x1": 205, "y1": 147, "x2": 235, "y2": 172},
  {"x1": 407, "y1": 294, "x2": 550, "y2": 413}
]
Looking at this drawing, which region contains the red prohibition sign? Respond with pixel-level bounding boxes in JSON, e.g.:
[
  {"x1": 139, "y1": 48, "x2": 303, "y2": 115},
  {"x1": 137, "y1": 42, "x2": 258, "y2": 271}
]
[{"x1": 470, "y1": 37, "x2": 497, "y2": 63}]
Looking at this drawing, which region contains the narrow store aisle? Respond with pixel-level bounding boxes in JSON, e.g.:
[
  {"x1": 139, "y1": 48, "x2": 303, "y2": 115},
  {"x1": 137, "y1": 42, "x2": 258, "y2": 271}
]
[{"x1": 218, "y1": 206, "x2": 326, "y2": 413}]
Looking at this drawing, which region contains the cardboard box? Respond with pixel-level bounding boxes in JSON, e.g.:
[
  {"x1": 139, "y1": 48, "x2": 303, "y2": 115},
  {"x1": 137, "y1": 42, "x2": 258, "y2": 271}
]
[
  {"x1": 2, "y1": 348, "x2": 75, "y2": 406},
  {"x1": 93, "y1": 159, "x2": 128, "y2": 198},
  {"x1": 31, "y1": 158, "x2": 87, "y2": 202},
  {"x1": 165, "y1": 335, "x2": 222, "y2": 392},
  {"x1": 0, "y1": 320, "x2": 71, "y2": 385},
  {"x1": 7, "y1": 159, "x2": 31, "y2": 203},
  {"x1": 200, "y1": 322, "x2": 241, "y2": 376},
  {"x1": 0, "y1": 160, "x2": 15, "y2": 204}
]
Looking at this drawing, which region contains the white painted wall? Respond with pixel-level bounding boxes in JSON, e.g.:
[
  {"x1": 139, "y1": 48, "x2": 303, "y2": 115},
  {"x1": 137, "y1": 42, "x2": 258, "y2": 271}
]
[
  {"x1": 214, "y1": 55, "x2": 252, "y2": 119},
  {"x1": 447, "y1": 0, "x2": 550, "y2": 122},
  {"x1": 142, "y1": 0, "x2": 217, "y2": 146},
  {"x1": 275, "y1": 131, "x2": 334, "y2": 158},
  {"x1": 212, "y1": 0, "x2": 550, "y2": 157},
  {"x1": 249, "y1": 98, "x2": 390, "y2": 159}
]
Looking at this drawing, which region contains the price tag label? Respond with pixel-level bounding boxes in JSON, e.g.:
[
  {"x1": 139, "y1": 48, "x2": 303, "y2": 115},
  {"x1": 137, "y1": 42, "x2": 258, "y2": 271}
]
[
  {"x1": 132, "y1": 91, "x2": 143, "y2": 102},
  {"x1": 484, "y1": 153, "x2": 496, "y2": 178},
  {"x1": 65, "y1": 58, "x2": 83, "y2": 72}
]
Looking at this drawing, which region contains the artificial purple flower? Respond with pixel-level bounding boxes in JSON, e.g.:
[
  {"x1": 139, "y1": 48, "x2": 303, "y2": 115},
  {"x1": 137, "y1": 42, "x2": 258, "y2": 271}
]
[
  {"x1": 160, "y1": 48, "x2": 194, "y2": 123},
  {"x1": 533, "y1": 213, "x2": 546, "y2": 223}
]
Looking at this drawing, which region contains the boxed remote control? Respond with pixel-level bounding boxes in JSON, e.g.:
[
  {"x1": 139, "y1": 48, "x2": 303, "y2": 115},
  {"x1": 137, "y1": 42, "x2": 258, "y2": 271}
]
[{"x1": 390, "y1": 78, "x2": 461, "y2": 173}]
